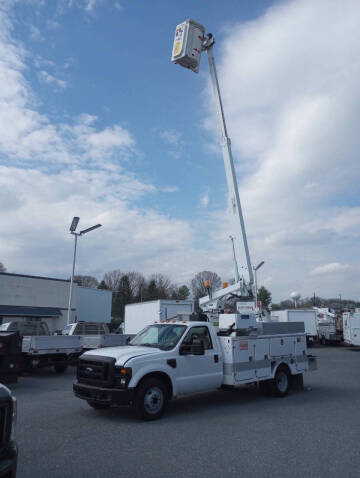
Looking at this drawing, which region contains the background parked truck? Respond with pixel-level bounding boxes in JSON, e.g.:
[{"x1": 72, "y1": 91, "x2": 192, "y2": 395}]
[
  {"x1": 124, "y1": 300, "x2": 194, "y2": 335},
  {"x1": 271, "y1": 309, "x2": 318, "y2": 345}
]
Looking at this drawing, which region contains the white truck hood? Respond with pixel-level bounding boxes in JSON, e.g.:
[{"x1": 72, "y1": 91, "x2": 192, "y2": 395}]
[{"x1": 82, "y1": 345, "x2": 161, "y2": 366}]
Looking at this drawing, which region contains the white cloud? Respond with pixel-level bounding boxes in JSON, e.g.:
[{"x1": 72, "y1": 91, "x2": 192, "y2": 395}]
[
  {"x1": 84, "y1": 0, "x2": 103, "y2": 13},
  {"x1": 202, "y1": 0, "x2": 360, "y2": 299},
  {"x1": 38, "y1": 70, "x2": 67, "y2": 89},
  {"x1": 310, "y1": 263, "x2": 351, "y2": 276},
  {"x1": 160, "y1": 129, "x2": 182, "y2": 145},
  {"x1": 29, "y1": 24, "x2": 43, "y2": 41},
  {"x1": 200, "y1": 191, "x2": 210, "y2": 208},
  {"x1": 113, "y1": 2, "x2": 123, "y2": 11},
  {"x1": 160, "y1": 186, "x2": 179, "y2": 193}
]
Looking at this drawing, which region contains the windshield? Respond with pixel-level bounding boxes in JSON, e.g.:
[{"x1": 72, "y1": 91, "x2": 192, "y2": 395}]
[
  {"x1": 62, "y1": 325, "x2": 72, "y2": 335},
  {"x1": 130, "y1": 324, "x2": 187, "y2": 350},
  {"x1": 0, "y1": 323, "x2": 11, "y2": 331}
]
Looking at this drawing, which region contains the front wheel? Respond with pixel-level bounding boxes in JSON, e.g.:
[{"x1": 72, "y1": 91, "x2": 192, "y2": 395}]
[
  {"x1": 270, "y1": 366, "x2": 290, "y2": 397},
  {"x1": 134, "y1": 378, "x2": 168, "y2": 421}
]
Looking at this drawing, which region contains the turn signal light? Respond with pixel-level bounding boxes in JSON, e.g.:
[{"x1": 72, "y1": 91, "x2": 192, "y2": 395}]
[{"x1": 119, "y1": 367, "x2": 132, "y2": 376}]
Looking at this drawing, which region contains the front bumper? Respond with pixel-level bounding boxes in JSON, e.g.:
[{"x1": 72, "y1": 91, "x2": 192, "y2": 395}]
[
  {"x1": 0, "y1": 441, "x2": 18, "y2": 478},
  {"x1": 73, "y1": 381, "x2": 134, "y2": 406}
]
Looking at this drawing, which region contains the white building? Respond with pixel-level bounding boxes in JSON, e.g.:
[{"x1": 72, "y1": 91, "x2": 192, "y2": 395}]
[{"x1": 0, "y1": 272, "x2": 112, "y2": 332}]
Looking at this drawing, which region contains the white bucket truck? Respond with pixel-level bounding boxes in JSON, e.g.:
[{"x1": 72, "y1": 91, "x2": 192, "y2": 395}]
[
  {"x1": 73, "y1": 305, "x2": 316, "y2": 420},
  {"x1": 73, "y1": 19, "x2": 316, "y2": 419}
]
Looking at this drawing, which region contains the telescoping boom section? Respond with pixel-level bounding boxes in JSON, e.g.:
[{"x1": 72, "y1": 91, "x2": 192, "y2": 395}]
[{"x1": 172, "y1": 19, "x2": 254, "y2": 292}]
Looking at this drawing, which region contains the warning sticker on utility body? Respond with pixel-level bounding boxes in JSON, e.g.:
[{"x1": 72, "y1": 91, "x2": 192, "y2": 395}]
[{"x1": 239, "y1": 340, "x2": 248, "y2": 351}]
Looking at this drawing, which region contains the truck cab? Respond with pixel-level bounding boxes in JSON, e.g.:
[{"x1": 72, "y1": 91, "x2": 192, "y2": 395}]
[
  {"x1": 0, "y1": 319, "x2": 50, "y2": 336},
  {"x1": 62, "y1": 322, "x2": 109, "y2": 336}
]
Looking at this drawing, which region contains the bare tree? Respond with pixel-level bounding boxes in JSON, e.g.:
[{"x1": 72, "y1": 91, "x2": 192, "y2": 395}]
[
  {"x1": 0, "y1": 262, "x2": 6, "y2": 273},
  {"x1": 151, "y1": 273, "x2": 173, "y2": 299},
  {"x1": 127, "y1": 271, "x2": 146, "y2": 300},
  {"x1": 74, "y1": 275, "x2": 99, "y2": 288},
  {"x1": 191, "y1": 271, "x2": 222, "y2": 300},
  {"x1": 102, "y1": 269, "x2": 123, "y2": 291}
]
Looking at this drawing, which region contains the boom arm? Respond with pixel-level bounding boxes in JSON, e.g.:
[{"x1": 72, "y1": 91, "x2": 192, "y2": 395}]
[{"x1": 203, "y1": 35, "x2": 254, "y2": 288}]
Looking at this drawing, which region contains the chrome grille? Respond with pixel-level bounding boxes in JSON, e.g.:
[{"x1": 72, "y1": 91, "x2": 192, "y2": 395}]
[{"x1": 77, "y1": 356, "x2": 115, "y2": 387}]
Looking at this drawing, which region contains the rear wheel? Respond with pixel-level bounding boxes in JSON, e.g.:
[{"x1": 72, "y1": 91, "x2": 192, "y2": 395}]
[
  {"x1": 134, "y1": 378, "x2": 168, "y2": 421},
  {"x1": 270, "y1": 366, "x2": 290, "y2": 397},
  {"x1": 87, "y1": 401, "x2": 110, "y2": 410},
  {"x1": 54, "y1": 364, "x2": 67, "y2": 374}
]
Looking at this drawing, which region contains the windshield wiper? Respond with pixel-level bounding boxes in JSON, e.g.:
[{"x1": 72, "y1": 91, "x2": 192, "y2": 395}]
[{"x1": 140, "y1": 343, "x2": 158, "y2": 348}]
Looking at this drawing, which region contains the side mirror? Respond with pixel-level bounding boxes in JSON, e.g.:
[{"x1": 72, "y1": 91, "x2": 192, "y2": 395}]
[{"x1": 126, "y1": 336, "x2": 131, "y2": 344}]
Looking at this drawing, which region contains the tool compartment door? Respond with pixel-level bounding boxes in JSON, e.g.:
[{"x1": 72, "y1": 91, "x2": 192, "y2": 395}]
[
  {"x1": 295, "y1": 335, "x2": 307, "y2": 371},
  {"x1": 254, "y1": 339, "x2": 271, "y2": 378},
  {"x1": 233, "y1": 339, "x2": 256, "y2": 382},
  {"x1": 269, "y1": 336, "x2": 293, "y2": 357}
]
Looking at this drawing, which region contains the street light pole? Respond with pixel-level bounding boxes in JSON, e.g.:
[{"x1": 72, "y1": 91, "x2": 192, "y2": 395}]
[
  {"x1": 66, "y1": 217, "x2": 102, "y2": 325},
  {"x1": 67, "y1": 232, "x2": 79, "y2": 326}
]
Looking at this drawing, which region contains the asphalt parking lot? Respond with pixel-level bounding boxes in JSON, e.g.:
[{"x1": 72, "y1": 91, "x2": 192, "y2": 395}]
[{"x1": 9, "y1": 345, "x2": 360, "y2": 478}]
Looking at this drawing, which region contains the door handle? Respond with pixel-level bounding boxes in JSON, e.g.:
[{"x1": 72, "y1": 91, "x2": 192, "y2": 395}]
[{"x1": 214, "y1": 354, "x2": 219, "y2": 363}]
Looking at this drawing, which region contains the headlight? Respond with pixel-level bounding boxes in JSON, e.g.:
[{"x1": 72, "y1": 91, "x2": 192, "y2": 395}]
[{"x1": 114, "y1": 367, "x2": 132, "y2": 388}]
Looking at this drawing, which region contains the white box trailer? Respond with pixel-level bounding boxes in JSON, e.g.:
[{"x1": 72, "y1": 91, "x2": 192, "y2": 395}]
[
  {"x1": 343, "y1": 312, "x2": 360, "y2": 346},
  {"x1": 124, "y1": 300, "x2": 194, "y2": 335},
  {"x1": 271, "y1": 309, "x2": 318, "y2": 344}
]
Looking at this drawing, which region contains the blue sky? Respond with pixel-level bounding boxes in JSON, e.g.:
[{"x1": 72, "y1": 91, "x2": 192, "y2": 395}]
[
  {"x1": 11, "y1": 0, "x2": 273, "y2": 220},
  {"x1": 1, "y1": 0, "x2": 360, "y2": 301}
]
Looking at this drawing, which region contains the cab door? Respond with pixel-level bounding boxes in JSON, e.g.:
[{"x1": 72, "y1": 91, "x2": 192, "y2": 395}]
[{"x1": 176, "y1": 326, "x2": 223, "y2": 395}]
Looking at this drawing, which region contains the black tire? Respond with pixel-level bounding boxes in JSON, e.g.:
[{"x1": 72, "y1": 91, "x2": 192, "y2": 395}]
[
  {"x1": 134, "y1": 378, "x2": 168, "y2": 421},
  {"x1": 87, "y1": 401, "x2": 110, "y2": 410},
  {"x1": 54, "y1": 364, "x2": 67, "y2": 374},
  {"x1": 270, "y1": 366, "x2": 290, "y2": 397}
]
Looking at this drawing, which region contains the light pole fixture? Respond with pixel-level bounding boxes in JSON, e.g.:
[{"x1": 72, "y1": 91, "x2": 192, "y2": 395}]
[
  {"x1": 67, "y1": 217, "x2": 102, "y2": 325},
  {"x1": 253, "y1": 261, "x2": 265, "y2": 311}
]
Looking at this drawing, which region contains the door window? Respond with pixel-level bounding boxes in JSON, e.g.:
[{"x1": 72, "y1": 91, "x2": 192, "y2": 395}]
[
  {"x1": 182, "y1": 326, "x2": 212, "y2": 350},
  {"x1": 74, "y1": 323, "x2": 84, "y2": 335},
  {"x1": 84, "y1": 324, "x2": 99, "y2": 335}
]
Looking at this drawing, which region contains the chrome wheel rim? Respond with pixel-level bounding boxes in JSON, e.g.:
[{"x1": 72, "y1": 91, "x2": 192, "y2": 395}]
[
  {"x1": 277, "y1": 371, "x2": 288, "y2": 393},
  {"x1": 144, "y1": 387, "x2": 163, "y2": 414}
]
